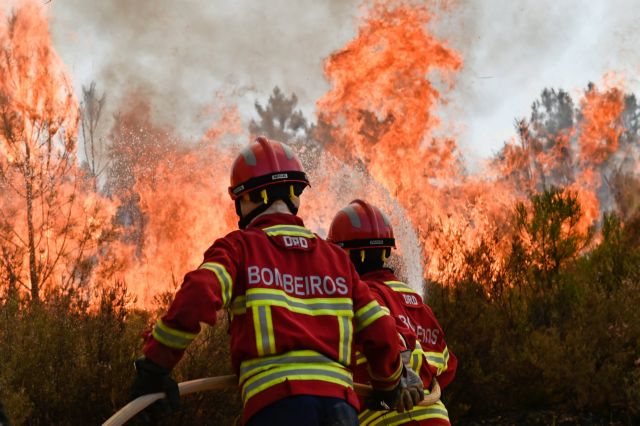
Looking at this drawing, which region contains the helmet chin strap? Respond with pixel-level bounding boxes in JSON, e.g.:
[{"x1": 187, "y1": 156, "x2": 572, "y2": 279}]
[{"x1": 236, "y1": 195, "x2": 299, "y2": 230}]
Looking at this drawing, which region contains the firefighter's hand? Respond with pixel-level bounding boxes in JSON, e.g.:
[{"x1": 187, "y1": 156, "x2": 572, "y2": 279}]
[
  {"x1": 396, "y1": 364, "x2": 424, "y2": 412},
  {"x1": 131, "y1": 357, "x2": 180, "y2": 422},
  {"x1": 368, "y1": 365, "x2": 424, "y2": 413}
]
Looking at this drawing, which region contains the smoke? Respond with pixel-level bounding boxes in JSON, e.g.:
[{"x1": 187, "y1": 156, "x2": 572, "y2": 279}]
[
  {"x1": 49, "y1": 0, "x2": 360, "y2": 138},
  {"x1": 430, "y1": 0, "x2": 640, "y2": 162}
]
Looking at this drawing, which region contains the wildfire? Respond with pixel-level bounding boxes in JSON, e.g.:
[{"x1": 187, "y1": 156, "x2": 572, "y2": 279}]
[
  {"x1": 0, "y1": 0, "x2": 637, "y2": 305},
  {"x1": 0, "y1": 0, "x2": 115, "y2": 301}
]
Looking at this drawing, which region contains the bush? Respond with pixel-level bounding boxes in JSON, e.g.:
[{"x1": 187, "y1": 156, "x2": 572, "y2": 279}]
[
  {"x1": 0, "y1": 284, "x2": 240, "y2": 425},
  {"x1": 430, "y1": 193, "x2": 640, "y2": 422}
]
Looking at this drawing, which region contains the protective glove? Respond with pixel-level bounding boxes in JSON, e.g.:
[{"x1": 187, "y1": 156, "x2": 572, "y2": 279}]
[
  {"x1": 397, "y1": 363, "x2": 424, "y2": 412},
  {"x1": 130, "y1": 357, "x2": 180, "y2": 423},
  {"x1": 368, "y1": 363, "x2": 424, "y2": 413}
]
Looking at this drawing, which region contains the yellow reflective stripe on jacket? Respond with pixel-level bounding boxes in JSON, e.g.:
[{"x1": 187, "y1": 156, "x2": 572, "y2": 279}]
[
  {"x1": 337, "y1": 315, "x2": 353, "y2": 365},
  {"x1": 240, "y1": 355, "x2": 353, "y2": 403},
  {"x1": 199, "y1": 262, "x2": 233, "y2": 307},
  {"x1": 359, "y1": 399, "x2": 449, "y2": 425},
  {"x1": 151, "y1": 319, "x2": 197, "y2": 350},
  {"x1": 229, "y1": 295, "x2": 246, "y2": 316},
  {"x1": 355, "y1": 300, "x2": 387, "y2": 332},
  {"x1": 246, "y1": 288, "x2": 354, "y2": 317},
  {"x1": 355, "y1": 351, "x2": 367, "y2": 366},
  {"x1": 239, "y1": 349, "x2": 342, "y2": 382},
  {"x1": 253, "y1": 306, "x2": 276, "y2": 356},
  {"x1": 410, "y1": 341, "x2": 424, "y2": 372},
  {"x1": 425, "y1": 346, "x2": 450, "y2": 374},
  {"x1": 262, "y1": 225, "x2": 316, "y2": 239},
  {"x1": 383, "y1": 280, "x2": 415, "y2": 294},
  {"x1": 367, "y1": 357, "x2": 403, "y2": 388}
]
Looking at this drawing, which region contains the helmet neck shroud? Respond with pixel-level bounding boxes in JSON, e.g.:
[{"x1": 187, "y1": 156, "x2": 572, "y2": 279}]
[
  {"x1": 236, "y1": 183, "x2": 305, "y2": 229},
  {"x1": 350, "y1": 248, "x2": 391, "y2": 276}
]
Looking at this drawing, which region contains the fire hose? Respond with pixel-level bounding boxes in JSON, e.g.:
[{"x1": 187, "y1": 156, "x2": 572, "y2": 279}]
[{"x1": 103, "y1": 375, "x2": 441, "y2": 426}]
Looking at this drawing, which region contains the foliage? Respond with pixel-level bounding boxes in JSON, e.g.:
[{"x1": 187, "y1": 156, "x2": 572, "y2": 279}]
[
  {"x1": 430, "y1": 191, "x2": 640, "y2": 423},
  {"x1": 249, "y1": 86, "x2": 310, "y2": 144},
  {"x1": 0, "y1": 285, "x2": 240, "y2": 425}
]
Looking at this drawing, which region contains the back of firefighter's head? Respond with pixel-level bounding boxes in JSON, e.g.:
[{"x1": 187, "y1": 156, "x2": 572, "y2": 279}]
[
  {"x1": 328, "y1": 200, "x2": 395, "y2": 275},
  {"x1": 228, "y1": 136, "x2": 309, "y2": 229}
]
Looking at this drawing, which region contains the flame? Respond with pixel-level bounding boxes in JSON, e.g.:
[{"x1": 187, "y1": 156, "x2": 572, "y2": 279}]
[
  {"x1": 1, "y1": 0, "x2": 637, "y2": 305},
  {"x1": 0, "y1": 0, "x2": 116, "y2": 299},
  {"x1": 117, "y1": 104, "x2": 242, "y2": 305}
]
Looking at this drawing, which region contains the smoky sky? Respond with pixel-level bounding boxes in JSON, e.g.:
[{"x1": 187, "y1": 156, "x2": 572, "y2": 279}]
[
  {"x1": 48, "y1": 0, "x2": 640, "y2": 159},
  {"x1": 435, "y1": 0, "x2": 640, "y2": 162},
  {"x1": 49, "y1": 0, "x2": 360, "y2": 139}
]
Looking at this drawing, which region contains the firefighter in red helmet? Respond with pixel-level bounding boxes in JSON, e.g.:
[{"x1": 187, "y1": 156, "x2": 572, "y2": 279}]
[
  {"x1": 329, "y1": 200, "x2": 458, "y2": 425},
  {"x1": 130, "y1": 137, "x2": 423, "y2": 425}
]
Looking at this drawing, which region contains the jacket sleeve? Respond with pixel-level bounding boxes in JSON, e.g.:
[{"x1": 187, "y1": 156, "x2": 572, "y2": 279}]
[
  {"x1": 351, "y1": 265, "x2": 403, "y2": 391},
  {"x1": 369, "y1": 284, "x2": 417, "y2": 352},
  {"x1": 422, "y1": 305, "x2": 457, "y2": 389},
  {"x1": 143, "y1": 236, "x2": 240, "y2": 369}
]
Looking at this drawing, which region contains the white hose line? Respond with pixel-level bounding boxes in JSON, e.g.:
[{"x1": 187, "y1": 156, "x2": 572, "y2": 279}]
[{"x1": 102, "y1": 375, "x2": 441, "y2": 426}]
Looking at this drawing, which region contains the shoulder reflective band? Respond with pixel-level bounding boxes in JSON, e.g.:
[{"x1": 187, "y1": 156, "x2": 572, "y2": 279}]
[
  {"x1": 358, "y1": 399, "x2": 449, "y2": 425},
  {"x1": 241, "y1": 362, "x2": 353, "y2": 404},
  {"x1": 262, "y1": 224, "x2": 316, "y2": 239},
  {"x1": 355, "y1": 300, "x2": 387, "y2": 332},
  {"x1": 253, "y1": 306, "x2": 276, "y2": 356},
  {"x1": 230, "y1": 170, "x2": 309, "y2": 197},
  {"x1": 425, "y1": 346, "x2": 450, "y2": 375},
  {"x1": 199, "y1": 262, "x2": 233, "y2": 308},
  {"x1": 151, "y1": 319, "x2": 197, "y2": 350},
  {"x1": 334, "y1": 238, "x2": 395, "y2": 249},
  {"x1": 338, "y1": 315, "x2": 353, "y2": 365},
  {"x1": 246, "y1": 288, "x2": 353, "y2": 317},
  {"x1": 384, "y1": 280, "x2": 415, "y2": 294}
]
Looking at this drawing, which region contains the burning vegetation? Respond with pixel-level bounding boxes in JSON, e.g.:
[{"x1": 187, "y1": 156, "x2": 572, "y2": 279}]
[{"x1": 0, "y1": 0, "x2": 639, "y2": 424}]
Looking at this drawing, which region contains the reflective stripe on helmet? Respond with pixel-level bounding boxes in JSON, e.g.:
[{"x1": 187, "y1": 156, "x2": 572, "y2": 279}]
[
  {"x1": 328, "y1": 199, "x2": 395, "y2": 248},
  {"x1": 229, "y1": 170, "x2": 309, "y2": 199},
  {"x1": 334, "y1": 237, "x2": 395, "y2": 249},
  {"x1": 151, "y1": 319, "x2": 197, "y2": 350}
]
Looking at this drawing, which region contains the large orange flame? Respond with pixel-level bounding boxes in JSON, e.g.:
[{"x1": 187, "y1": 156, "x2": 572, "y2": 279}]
[
  {"x1": 1, "y1": 0, "x2": 637, "y2": 305},
  {"x1": 0, "y1": 0, "x2": 116, "y2": 300}
]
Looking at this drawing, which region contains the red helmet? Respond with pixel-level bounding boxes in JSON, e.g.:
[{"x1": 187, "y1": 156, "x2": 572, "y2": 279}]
[
  {"x1": 328, "y1": 199, "x2": 395, "y2": 249},
  {"x1": 228, "y1": 136, "x2": 309, "y2": 200}
]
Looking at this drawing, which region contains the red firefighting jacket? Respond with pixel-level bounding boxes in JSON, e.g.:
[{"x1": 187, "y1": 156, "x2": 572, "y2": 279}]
[
  {"x1": 143, "y1": 214, "x2": 403, "y2": 423},
  {"x1": 355, "y1": 269, "x2": 457, "y2": 426}
]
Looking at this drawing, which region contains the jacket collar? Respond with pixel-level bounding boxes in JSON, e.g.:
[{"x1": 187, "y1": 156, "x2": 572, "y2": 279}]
[
  {"x1": 247, "y1": 213, "x2": 306, "y2": 230},
  {"x1": 359, "y1": 268, "x2": 398, "y2": 283}
]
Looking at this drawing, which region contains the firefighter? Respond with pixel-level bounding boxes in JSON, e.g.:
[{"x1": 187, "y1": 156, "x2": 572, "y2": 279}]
[
  {"x1": 130, "y1": 137, "x2": 423, "y2": 425},
  {"x1": 328, "y1": 200, "x2": 458, "y2": 425}
]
